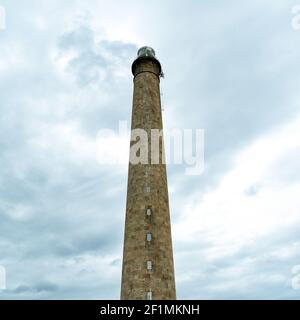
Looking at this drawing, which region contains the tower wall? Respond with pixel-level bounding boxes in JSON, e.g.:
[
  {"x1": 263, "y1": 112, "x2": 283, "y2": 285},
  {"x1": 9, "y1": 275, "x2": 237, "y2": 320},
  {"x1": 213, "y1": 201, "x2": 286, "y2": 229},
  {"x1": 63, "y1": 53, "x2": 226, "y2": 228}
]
[{"x1": 120, "y1": 51, "x2": 176, "y2": 300}]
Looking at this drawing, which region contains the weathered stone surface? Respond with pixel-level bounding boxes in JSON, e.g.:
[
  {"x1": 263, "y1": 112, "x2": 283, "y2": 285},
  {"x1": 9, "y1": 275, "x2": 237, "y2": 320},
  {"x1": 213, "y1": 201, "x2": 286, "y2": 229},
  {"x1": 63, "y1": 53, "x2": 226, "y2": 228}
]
[{"x1": 120, "y1": 55, "x2": 176, "y2": 300}]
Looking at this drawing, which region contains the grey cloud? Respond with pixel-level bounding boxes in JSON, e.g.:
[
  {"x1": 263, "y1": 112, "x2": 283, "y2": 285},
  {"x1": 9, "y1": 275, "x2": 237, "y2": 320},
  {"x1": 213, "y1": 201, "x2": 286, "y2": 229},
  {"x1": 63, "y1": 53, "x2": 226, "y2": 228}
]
[
  {"x1": 0, "y1": 0, "x2": 300, "y2": 300},
  {"x1": 176, "y1": 224, "x2": 300, "y2": 299},
  {"x1": 58, "y1": 25, "x2": 137, "y2": 86},
  {"x1": 0, "y1": 13, "x2": 130, "y2": 299},
  {"x1": 161, "y1": 0, "x2": 300, "y2": 193},
  {"x1": 244, "y1": 184, "x2": 261, "y2": 197},
  {"x1": 12, "y1": 282, "x2": 59, "y2": 294}
]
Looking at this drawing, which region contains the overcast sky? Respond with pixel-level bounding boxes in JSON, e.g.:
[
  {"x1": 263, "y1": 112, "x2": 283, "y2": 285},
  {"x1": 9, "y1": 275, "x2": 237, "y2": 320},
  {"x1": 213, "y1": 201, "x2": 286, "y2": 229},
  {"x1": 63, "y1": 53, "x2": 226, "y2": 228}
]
[{"x1": 1, "y1": 0, "x2": 300, "y2": 299}]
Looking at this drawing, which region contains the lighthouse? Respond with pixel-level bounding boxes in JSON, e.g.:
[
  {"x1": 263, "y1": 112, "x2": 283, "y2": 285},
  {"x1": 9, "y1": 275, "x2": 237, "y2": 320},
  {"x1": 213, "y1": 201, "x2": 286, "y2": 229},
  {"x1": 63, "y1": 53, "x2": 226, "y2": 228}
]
[{"x1": 120, "y1": 47, "x2": 176, "y2": 300}]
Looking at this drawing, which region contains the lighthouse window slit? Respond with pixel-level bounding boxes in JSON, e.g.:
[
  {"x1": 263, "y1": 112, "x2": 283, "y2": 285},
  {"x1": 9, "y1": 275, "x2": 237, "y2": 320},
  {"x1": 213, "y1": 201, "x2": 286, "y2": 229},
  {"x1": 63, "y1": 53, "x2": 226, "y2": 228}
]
[
  {"x1": 146, "y1": 290, "x2": 152, "y2": 300},
  {"x1": 147, "y1": 233, "x2": 152, "y2": 242},
  {"x1": 147, "y1": 260, "x2": 152, "y2": 271},
  {"x1": 146, "y1": 208, "x2": 152, "y2": 216}
]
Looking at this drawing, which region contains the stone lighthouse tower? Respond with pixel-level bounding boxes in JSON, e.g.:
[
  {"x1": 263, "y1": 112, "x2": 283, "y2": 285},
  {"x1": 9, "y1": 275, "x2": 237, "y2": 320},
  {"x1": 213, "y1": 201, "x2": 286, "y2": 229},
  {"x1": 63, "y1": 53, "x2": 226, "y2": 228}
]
[{"x1": 121, "y1": 47, "x2": 176, "y2": 300}]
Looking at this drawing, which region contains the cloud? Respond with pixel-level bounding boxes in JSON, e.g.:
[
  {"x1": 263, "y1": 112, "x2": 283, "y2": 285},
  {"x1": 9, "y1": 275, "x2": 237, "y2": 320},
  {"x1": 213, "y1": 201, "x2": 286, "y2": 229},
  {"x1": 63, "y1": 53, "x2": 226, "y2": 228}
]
[
  {"x1": 173, "y1": 114, "x2": 300, "y2": 298},
  {"x1": 0, "y1": 3, "x2": 133, "y2": 299},
  {"x1": 57, "y1": 25, "x2": 136, "y2": 86},
  {"x1": 12, "y1": 282, "x2": 59, "y2": 294},
  {"x1": 0, "y1": 0, "x2": 300, "y2": 300}
]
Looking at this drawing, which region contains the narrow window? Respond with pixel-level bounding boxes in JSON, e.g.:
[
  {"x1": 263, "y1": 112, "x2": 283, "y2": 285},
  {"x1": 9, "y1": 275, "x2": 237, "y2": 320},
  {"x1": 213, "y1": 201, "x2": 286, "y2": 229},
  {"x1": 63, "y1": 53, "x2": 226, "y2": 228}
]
[
  {"x1": 145, "y1": 166, "x2": 151, "y2": 177},
  {"x1": 146, "y1": 186, "x2": 150, "y2": 193},
  {"x1": 146, "y1": 290, "x2": 152, "y2": 300},
  {"x1": 146, "y1": 233, "x2": 152, "y2": 242},
  {"x1": 147, "y1": 260, "x2": 152, "y2": 271},
  {"x1": 146, "y1": 207, "x2": 152, "y2": 216}
]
